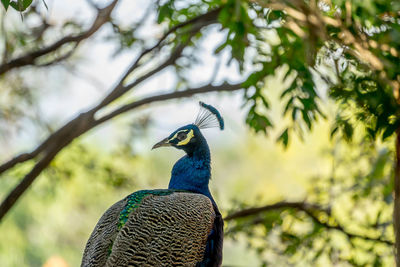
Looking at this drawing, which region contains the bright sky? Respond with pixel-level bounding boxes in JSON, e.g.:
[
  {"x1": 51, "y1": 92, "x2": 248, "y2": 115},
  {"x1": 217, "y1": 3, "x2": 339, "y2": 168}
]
[
  {"x1": 0, "y1": 3, "x2": 338, "y2": 265},
  {"x1": 1, "y1": 0, "x2": 332, "y2": 198},
  {"x1": 0, "y1": 0, "x2": 258, "y2": 159},
  {"x1": 14, "y1": 0, "x2": 248, "y2": 154}
]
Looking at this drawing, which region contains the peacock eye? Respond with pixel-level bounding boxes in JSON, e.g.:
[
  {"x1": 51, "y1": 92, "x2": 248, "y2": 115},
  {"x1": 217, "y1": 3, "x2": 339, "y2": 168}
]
[{"x1": 177, "y1": 132, "x2": 187, "y2": 140}]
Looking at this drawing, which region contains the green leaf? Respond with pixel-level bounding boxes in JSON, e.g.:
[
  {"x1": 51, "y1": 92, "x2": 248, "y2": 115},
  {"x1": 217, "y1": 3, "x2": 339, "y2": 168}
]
[
  {"x1": 157, "y1": 3, "x2": 173, "y2": 24},
  {"x1": 330, "y1": 125, "x2": 339, "y2": 139},
  {"x1": 214, "y1": 41, "x2": 228, "y2": 54},
  {"x1": 342, "y1": 120, "x2": 354, "y2": 141},
  {"x1": 9, "y1": 0, "x2": 32, "y2": 11},
  {"x1": 218, "y1": 5, "x2": 231, "y2": 26},
  {"x1": 301, "y1": 109, "x2": 312, "y2": 130},
  {"x1": 259, "y1": 95, "x2": 270, "y2": 109},
  {"x1": 382, "y1": 119, "x2": 400, "y2": 140},
  {"x1": 277, "y1": 128, "x2": 289, "y2": 148},
  {"x1": 1, "y1": 0, "x2": 10, "y2": 10},
  {"x1": 246, "y1": 108, "x2": 273, "y2": 134},
  {"x1": 242, "y1": 72, "x2": 261, "y2": 88}
]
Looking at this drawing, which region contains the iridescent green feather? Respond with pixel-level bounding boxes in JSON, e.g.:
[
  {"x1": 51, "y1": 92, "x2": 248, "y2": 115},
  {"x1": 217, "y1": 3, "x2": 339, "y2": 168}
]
[
  {"x1": 118, "y1": 189, "x2": 189, "y2": 230},
  {"x1": 104, "y1": 190, "x2": 190, "y2": 257}
]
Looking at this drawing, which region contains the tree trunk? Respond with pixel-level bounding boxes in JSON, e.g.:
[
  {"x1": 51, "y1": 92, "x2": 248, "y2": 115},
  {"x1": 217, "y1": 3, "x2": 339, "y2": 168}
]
[{"x1": 394, "y1": 129, "x2": 400, "y2": 266}]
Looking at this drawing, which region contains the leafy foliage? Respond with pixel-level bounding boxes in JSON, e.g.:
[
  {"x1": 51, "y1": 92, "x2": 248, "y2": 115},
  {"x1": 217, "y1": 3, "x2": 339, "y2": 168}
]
[
  {"x1": 0, "y1": 143, "x2": 146, "y2": 266},
  {"x1": 5, "y1": 0, "x2": 398, "y2": 143},
  {"x1": 1, "y1": 0, "x2": 38, "y2": 11},
  {"x1": 1, "y1": 0, "x2": 399, "y2": 265},
  {"x1": 157, "y1": 0, "x2": 400, "y2": 144},
  {"x1": 226, "y1": 140, "x2": 394, "y2": 266}
]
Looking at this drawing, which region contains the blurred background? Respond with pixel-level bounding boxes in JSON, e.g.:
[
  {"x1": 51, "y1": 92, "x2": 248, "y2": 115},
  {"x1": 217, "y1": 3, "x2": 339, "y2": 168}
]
[{"x1": 0, "y1": 0, "x2": 397, "y2": 266}]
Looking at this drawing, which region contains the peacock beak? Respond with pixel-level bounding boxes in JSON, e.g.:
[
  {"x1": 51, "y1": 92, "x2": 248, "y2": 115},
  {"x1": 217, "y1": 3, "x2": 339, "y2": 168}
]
[{"x1": 152, "y1": 138, "x2": 171, "y2": 150}]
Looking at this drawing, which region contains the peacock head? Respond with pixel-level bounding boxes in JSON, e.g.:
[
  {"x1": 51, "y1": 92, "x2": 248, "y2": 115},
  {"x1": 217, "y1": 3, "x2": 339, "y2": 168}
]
[{"x1": 152, "y1": 102, "x2": 224, "y2": 154}]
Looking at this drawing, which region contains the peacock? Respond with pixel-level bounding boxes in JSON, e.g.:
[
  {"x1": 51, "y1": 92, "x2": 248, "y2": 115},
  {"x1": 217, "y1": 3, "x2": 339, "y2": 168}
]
[{"x1": 81, "y1": 102, "x2": 224, "y2": 267}]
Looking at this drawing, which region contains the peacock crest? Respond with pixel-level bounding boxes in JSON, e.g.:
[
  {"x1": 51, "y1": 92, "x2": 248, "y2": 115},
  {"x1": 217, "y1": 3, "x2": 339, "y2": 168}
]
[
  {"x1": 82, "y1": 101, "x2": 224, "y2": 267},
  {"x1": 194, "y1": 102, "x2": 224, "y2": 130}
]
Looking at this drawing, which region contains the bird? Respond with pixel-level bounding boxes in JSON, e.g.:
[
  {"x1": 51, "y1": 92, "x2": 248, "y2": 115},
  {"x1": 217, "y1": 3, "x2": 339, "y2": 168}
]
[{"x1": 81, "y1": 102, "x2": 224, "y2": 267}]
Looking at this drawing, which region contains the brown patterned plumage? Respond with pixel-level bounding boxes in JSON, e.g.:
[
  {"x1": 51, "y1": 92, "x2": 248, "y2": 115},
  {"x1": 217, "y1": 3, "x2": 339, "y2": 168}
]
[
  {"x1": 83, "y1": 102, "x2": 225, "y2": 266},
  {"x1": 81, "y1": 192, "x2": 215, "y2": 267},
  {"x1": 81, "y1": 198, "x2": 127, "y2": 267}
]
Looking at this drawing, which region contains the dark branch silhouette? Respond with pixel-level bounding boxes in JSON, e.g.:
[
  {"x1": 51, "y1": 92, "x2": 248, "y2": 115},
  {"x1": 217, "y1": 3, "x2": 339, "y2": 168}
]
[
  {"x1": 0, "y1": 5, "x2": 229, "y2": 222},
  {"x1": 0, "y1": 7, "x2": 220, "y2": 177},
  {"x1": 0, "y1": 0, "x2": 118, "y2": 75},
  {"x1": 0, "y1": 80, "x2": 243, "y2": 221},
  {"x1": 224, "y1": 201, "x2": 394, "y2": 246}
]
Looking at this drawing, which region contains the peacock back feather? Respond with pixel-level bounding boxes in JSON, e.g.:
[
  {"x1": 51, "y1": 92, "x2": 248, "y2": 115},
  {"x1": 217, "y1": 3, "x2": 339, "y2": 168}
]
[
  {"x1": 82, "y1": 190, "x2": 216, "y2": 267},
  {"x1": 82, "y1": 102, "x2": 224, "y2": 267}
]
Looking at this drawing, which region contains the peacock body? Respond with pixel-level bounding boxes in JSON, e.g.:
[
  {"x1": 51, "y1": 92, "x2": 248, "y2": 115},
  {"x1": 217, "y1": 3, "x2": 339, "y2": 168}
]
[{"x1": 81, "y1": 102, "x2": 224, "y2": 267}]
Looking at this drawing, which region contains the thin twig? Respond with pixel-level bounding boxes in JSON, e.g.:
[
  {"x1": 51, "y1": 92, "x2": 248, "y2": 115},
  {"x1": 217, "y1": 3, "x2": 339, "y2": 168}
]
[
  {"x1": 0, "y1": 7, "x2": 221, "y2": 178},
  {"x1": 0, "y1": 5, "x2": 229, "y2": 222},
  {"x1": 0, "y1": 0, "x2": 118, "y2": 75},
  {"x1": 95, "y1": 82, "x2": 243, "y2": 125},
  {"x1": 96, "y1": 8, "x2": 221, "y2": 110},
  {"x1": 119, "y1": 7, "x2": 221, "y2": 84},
  {"x1": 0, "y1": 81, "x2": 243, "y2": 221}
]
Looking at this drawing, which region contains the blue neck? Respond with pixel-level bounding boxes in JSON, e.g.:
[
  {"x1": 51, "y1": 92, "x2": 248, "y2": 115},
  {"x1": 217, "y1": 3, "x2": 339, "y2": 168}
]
[{"x1": 168, "y1": 136, "x2": 213, "y2": 200}]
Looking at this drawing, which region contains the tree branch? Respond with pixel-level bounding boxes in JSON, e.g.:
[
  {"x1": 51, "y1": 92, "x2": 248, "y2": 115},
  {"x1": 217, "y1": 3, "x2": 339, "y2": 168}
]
[
  {"x1": 0, "y1": 7, "x2": 221, "y2": 176},
  {"x1": 0, "y1": 112, "x2": 97, "y2": 220},
  {"x1": 95, "y1": 82, "x2": 243, "y2": 125},
  {"x1": 253, "y1": 0, "x2": 387, "y2": 71},
  {"x1": 0, "y1": 5, "x2": 231, "y2": 222},
  {"x1": 0, "y1": 81, "x2": 243, "y2": 222},
  {"x1": 119, "y1": 7, "x2": 221, "y2": 83},
  {"x1": 225, "y1": 201, "x2": 394, "y2": 246},
  {"x1": 0, "y1": 151, "x2": 41, "y2": 175},
  {"x1": 95, "y1": 42, "x2": 187, "y2": 111},
  {"x1": 0, "y1": 0, "x2": 118, "y2": 75},
  {"x1": 224, "y1": 201, "x2": 329, "y2": 220},
  {"x1": 96, "y1": 8, "x2": 220, "y2": 110}
]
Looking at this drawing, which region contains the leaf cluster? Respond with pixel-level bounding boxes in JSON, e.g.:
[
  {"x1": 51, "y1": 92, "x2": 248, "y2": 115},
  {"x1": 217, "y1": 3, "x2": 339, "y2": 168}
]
[
  {"x1": 163, "y1": 0, "x2": 400, "y2": 143},
  {"x1": 226, "y1": 140, "x2": 394, "y2": 266},
  {"x1": 1, "y1": 0, "x2": 47, "y2": 12}
]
